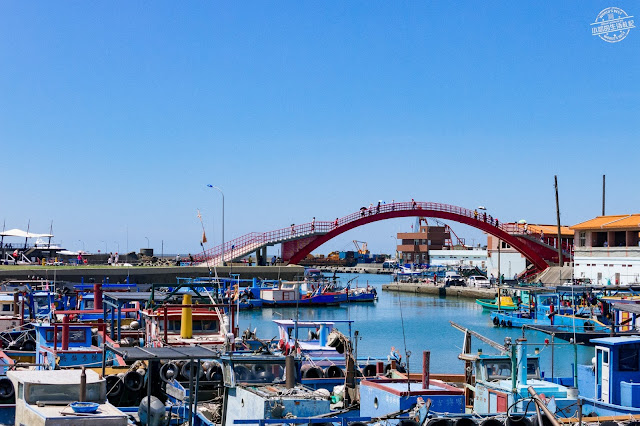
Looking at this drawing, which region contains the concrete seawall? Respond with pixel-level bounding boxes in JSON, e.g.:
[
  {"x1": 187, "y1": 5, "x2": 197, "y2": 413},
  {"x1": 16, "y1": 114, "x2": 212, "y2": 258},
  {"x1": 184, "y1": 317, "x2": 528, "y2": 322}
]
[
  {"x1": 0, "y1": 265, "x2": 305, "y2": 284},
  {"x1": 382, "y1": 282, "x2": 499, "y2": 300}
]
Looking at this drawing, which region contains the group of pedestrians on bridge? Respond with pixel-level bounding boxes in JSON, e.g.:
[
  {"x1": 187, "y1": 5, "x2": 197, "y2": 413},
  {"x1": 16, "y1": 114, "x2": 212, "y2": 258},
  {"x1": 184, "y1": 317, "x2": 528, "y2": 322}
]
[{"x1": 473, "y1": 209, "x2": 499, "y2": 227}]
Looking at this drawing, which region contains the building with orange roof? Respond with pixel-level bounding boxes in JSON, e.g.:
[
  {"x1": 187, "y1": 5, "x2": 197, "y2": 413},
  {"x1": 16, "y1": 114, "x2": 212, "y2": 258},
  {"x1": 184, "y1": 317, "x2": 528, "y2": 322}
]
[{"x1": 571, "y1": 214, "x2": 640, "y2": 285}]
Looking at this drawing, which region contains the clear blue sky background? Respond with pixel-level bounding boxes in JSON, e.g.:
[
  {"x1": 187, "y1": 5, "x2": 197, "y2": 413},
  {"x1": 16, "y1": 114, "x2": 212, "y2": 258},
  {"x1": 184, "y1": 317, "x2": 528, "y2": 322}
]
[{"x1": 1, "y1": 1, "x2": 638, "y2": 255}]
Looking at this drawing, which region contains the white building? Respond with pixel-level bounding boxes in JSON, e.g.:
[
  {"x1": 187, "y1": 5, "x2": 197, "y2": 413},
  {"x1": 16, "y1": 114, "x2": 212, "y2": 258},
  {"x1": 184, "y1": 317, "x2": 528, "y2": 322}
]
[
  {"x1": 572, "y1": 214, "x2": 640, "y2": 285},
  {"x1": 485, "y1": 235, "x2": 527, "y2": 280},
  {"x1": 428, "y1": 248, "x2": 487, "y2": 269}
]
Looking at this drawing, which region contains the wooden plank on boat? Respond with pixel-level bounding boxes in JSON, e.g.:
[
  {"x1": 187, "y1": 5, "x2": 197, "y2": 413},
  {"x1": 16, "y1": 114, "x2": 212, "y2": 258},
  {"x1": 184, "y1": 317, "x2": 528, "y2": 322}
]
[{"x1": 558, "y1": 414, "x2": 639, "y2": 423}]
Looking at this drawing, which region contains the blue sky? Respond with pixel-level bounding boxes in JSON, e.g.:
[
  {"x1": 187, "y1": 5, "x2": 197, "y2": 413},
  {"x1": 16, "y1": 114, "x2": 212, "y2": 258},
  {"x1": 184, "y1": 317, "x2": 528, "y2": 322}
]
[{"x1": 1, "y1": 1, "x2": 638, "y2": 255}]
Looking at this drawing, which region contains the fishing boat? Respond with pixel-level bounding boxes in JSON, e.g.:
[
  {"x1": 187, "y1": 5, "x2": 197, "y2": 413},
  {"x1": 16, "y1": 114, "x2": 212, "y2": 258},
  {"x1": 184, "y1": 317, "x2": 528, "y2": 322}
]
[
  {"x1": 347, "y1": 285, "x2": 377, "y2": 302},
  {"x1": 577, "y1": 335, "x2": 640, "y2": 416},
  {"x1": 451, "y1": 321, "x2": 578, "y2": 417},
  {"x1": 475, "y1": 295, "x2": 519, "y2": 311},
  {"x1": 260, "y1": 281, "x2": 347, "y2": 307},
  {"x1": 491, "y1": 289, "x2": 603, "y2": 329},
  {"x1": 528, "y1": 300, "x2": 640, "y2": 345}
]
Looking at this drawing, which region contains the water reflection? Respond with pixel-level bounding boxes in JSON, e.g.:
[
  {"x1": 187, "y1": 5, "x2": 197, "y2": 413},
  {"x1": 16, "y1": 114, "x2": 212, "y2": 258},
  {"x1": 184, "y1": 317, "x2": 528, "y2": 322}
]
[{"x1": 240, "y1": 273, "x2": 590, "y2": 378}]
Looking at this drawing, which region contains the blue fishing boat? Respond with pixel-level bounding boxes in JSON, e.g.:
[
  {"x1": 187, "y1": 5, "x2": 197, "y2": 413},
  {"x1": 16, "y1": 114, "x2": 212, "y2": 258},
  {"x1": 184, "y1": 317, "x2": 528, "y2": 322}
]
[
  {"x1": 577, "y1": 335, "x2": 640, "y2": 416},
  {"x1": 491, "y1": 290, "x2": 605, "y2": 333},
  {"x1": 260, "y1": 281, "x2": 348, "y2": 307}
]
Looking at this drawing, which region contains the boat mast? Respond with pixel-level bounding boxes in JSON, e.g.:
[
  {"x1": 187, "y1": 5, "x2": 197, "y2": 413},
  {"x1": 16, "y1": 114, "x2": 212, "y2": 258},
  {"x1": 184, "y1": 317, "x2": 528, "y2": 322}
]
[
  {"x1": 47, "y1": 220, "x2": 53, "y2": 249},
  {"x1": 554, "y1": 176, "x2": 563, "y2": 267},
  {"x1": 24, "y1": 219, "x2": 30, "y2": 250},
  {"x1": 602, "y1": 174, "x2": 606, "y2": 216}
]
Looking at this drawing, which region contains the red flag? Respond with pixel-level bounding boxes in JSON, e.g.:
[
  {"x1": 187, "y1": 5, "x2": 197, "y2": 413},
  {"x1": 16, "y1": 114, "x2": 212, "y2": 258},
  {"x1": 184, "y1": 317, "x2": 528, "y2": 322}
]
[{"x1": 202, "y1": 231, "x2": 208, "y2": 244}]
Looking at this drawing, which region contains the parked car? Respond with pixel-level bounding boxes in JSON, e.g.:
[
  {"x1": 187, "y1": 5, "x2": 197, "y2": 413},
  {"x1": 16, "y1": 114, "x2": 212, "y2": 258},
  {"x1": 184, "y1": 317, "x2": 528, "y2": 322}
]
[
  {"x1": 445, "y1": 272, "x2": 465, "y2": 287},
  {"x1": 467, "y1": 275, "x2": 491, "y2": 288}
]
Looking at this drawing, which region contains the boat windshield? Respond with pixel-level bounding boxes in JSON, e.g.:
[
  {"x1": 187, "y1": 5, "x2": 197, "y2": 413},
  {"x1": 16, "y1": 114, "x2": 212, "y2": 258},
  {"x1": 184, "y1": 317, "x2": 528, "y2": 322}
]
[
  {"x1": 484, "y1": 359, "x2": 540, "y2": 380},
  {"x1": 33, "y1": 295, "x2": 49, "y2": 308},
  {"x1": 233, "y1": 362, "x2": 285, "y2": 384}
]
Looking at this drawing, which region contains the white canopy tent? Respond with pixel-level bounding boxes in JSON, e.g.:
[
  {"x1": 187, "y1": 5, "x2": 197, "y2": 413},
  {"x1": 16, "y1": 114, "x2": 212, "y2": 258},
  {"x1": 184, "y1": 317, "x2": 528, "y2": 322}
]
[{"x1": 0, "y1": 229, "x2": 54, "y2": 238}]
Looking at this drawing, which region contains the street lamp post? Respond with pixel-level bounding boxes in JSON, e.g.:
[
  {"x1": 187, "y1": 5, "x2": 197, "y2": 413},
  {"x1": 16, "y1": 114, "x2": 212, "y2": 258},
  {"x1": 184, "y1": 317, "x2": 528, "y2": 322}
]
[
  {"x1": 114, "y1": 241, "x2": 120, "y2": 253},
  {"x1": 101, "y1": 241, "x2": 107, "y2": 253},
  {"x1": 78, "y1": 240, "x2": 85, "y2": 253},
  {"x1": 207, "y1": 184, "x2": 225, "y2": 266},
  {"x1": 145, "y1": 236, "x2": 149, "y2": 248},
  {"x1": 390, "y1": 235, "x2": 397, "y2": 262}
]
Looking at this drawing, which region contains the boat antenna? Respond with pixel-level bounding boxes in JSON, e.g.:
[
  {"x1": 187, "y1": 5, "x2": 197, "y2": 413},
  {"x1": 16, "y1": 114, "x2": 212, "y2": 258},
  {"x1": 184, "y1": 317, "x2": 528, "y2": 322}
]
[
  {"x1": 396, "y1": 291, "x2": 411, "y2": 393},
  {"x1": 48, "y1": 220, "x2": 53, "y2": 250},
  {"x1": 1, "y1": 219, "x2": 5, "y2": 261},
  {"x1": 24, "y1": 219, "x2": 30, "y2": 250}
]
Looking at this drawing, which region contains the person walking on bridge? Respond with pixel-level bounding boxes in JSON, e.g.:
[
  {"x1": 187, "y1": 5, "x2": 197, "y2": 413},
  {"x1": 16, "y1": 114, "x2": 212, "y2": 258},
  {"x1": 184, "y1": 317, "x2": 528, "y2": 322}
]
[
  {"x1": 333, "y1": 218, "x2": 339, "y2": 228},
  {"x1": 311, "y1": 217, "x2": 315, "y2": 232},
  {"x1": 291, "y1": 224, "x2": 296, "y2": 236}
]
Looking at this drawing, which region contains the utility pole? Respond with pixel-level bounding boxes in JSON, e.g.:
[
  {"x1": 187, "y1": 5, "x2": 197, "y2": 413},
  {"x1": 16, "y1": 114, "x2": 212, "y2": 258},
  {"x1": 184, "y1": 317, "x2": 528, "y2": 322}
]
[
  {"x1": 555, "y1": 176, "x2": 563, "y2": 266},
  {"x1": 602, "y1": 174, "x2": 606, "y2": 216}
]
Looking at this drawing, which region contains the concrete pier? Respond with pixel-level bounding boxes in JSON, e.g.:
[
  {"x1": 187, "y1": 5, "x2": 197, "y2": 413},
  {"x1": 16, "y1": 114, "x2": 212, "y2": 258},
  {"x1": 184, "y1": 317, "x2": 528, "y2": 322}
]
[
  {"x1": 0, "y1": 265, "x2": 305, "y2": 284},
  {"x1": 382, "y1": 282, "x2": 498, "y2": 300}
]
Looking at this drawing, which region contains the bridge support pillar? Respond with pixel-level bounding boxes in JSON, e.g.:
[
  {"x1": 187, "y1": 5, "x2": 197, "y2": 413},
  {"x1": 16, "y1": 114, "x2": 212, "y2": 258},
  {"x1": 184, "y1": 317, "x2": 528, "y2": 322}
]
[{"x1": 256, "y1": 246, "x2": 267, "y2": 266}]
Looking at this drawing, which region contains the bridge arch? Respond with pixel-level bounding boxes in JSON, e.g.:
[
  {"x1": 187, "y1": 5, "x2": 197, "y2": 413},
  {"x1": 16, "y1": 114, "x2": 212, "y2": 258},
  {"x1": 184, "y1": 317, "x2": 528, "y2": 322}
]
[
  {"x1": 284, "y1": 202, "x2": 550, "y2": 271},
  {"x1": 196, "y1": 201, "x2": 562, "y2": 272}
]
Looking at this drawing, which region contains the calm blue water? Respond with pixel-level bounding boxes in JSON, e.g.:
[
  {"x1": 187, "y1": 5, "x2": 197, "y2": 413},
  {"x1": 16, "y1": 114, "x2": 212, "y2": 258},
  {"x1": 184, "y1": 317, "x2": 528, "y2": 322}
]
[{"x1": 239, "y1": 273, "x2": 591, "y2": 378}]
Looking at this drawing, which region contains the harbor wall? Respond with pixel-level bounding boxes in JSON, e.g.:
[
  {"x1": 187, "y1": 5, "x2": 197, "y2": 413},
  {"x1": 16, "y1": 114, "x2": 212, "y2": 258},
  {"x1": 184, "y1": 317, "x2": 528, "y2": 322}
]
[
  {"x1": 382, "y1": 282, "x2": 498, "y2": 299},
  {"x1": 0, "y1": 265, "x2": 305, "y2": 284}
]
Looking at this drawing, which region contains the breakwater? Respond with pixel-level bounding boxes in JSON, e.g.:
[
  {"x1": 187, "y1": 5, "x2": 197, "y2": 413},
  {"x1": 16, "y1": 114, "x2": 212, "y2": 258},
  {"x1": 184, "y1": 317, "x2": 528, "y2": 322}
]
[
  {"x1": 382, "y1": 281, "x2": 498, "y2": 299},
  {"x1": 0, "y1": 265, "x2": 305, "y2": 284}
]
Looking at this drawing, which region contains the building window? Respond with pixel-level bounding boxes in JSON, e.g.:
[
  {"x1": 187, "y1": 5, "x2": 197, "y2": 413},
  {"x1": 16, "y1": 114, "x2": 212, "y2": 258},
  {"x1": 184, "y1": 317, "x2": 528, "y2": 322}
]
[{"x1": 579, "y1": 232, "x2": 586, "y2": 247}]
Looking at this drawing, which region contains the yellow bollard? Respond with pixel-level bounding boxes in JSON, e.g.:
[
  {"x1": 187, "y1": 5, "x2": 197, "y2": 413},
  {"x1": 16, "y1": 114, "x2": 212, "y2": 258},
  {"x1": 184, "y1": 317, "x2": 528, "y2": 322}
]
[{"x1": 180, "y1": 294, "x2": 193, "y2": 339}]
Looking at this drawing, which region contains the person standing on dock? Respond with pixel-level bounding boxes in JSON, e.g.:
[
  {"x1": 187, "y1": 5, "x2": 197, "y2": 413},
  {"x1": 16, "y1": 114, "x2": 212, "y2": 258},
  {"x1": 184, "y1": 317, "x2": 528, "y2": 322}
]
[
  {"x1": 114, "y1": 252, "x2": 119, "y2": 265},
  {"x1": 271, "y1": 255, "x2": 276, "y2": 265},
  {"x1": 108, "y1": 253, "x2": 113, "y2": 266}
]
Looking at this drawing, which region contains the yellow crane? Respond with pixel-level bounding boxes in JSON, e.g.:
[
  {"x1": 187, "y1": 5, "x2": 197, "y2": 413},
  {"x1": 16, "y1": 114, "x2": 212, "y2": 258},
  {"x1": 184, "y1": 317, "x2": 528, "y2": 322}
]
[{"x1": 352, "y1": 240, "x2": 369, "y2": 255}]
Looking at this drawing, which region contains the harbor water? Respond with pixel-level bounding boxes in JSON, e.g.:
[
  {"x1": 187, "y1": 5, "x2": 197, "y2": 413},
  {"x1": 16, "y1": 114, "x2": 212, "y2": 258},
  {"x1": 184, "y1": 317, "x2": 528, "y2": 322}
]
[{"x1": 240, "y1": 273, "x2": 592, "y2": 378}]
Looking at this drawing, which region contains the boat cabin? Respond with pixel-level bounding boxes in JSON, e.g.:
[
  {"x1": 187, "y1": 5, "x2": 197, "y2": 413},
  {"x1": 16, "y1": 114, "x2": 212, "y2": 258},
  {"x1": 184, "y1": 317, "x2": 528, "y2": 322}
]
[
  {"x1": 142, "y1": 306, "x2": 228, "y2": 347},
  {"x1": 8, "y1": 369, "x2": 128, "y2": 425},
  {"x1": 468, "y1": 340, "x2": 577, "y2": 415},
  {"x1": 219, "y1": 354, "x2": 330, "y2": 426},
  {"x1": 590, "y1": 336, "x2": 640, "y2": 407},
  {"x1": 0, "y1": 291, "x2": 22, "y2": 332},
  {"x1": 35, "y1": 323, "x2": 102, "y2": 369},
  {"x1": 274, "y1": 320, "x2": 343, "y2": 358}
]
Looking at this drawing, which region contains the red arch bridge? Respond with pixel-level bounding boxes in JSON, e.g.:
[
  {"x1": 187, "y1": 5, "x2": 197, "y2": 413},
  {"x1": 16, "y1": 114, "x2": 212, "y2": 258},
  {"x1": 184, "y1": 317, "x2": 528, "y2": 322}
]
[{"x1": 194, "y1": 201, "x2": 572, "y2": 273}]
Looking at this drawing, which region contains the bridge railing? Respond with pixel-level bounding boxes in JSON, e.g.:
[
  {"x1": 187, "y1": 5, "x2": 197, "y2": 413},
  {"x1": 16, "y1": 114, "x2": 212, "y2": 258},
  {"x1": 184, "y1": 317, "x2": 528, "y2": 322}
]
[{"x1": 195, "y1": 201, "x2": 571, "y2": 264}]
